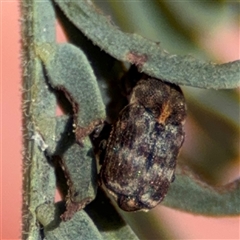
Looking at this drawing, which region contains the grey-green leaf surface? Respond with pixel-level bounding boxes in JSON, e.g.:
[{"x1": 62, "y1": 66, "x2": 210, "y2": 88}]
[
  {"x1": 54, "y1": 0, "x2": 240, "y2": 89},
  {"x1": 37, "y1": 202, "x2": 103, "y2": 240},
  {"x1": 163, "y1": 165, "x2": 240, "y2": 215},
  {"x1": 21, "y1": 0, "x2": 57, "y2": 239},
  {"x1": 35, "y1": 42, "x2": 106, "y2": 139},
  {"x1": 52, "y1": 117, "x2": 98, "y2": 221}
]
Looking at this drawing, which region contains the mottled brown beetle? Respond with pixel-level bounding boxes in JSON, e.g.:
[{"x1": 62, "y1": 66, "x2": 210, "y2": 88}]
[{"x1": 100, "y1": 78, "x2": 186, "y2": 211}]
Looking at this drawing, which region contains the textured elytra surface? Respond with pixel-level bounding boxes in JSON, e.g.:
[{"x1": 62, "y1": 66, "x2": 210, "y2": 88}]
[{"x1": 100, "y1": 78, "x2": 186, "y2": 211}]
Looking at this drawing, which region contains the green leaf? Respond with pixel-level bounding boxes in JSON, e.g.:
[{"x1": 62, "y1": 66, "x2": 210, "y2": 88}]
[
  {"x1": 163, "y1": 165, "x2": 240, "y2": 215},
  {"x1": 21, "y1": 0, "x2": 58, "y2": 238},
  {"x1": 54, "y1": 0, "x2": 240, "y2": 89},
  {"x1": 37, "y1": 202, "x2": 103, "y2": 240},
  {"x1": 54, "y1": 7, "x2": 127, "y2": 122},
  {"x1": 52, "y1": 117, "x2": 98, "y2": 221},
  {"x1": 35, "y1": 42, "x2": 106, "y2": 140}
]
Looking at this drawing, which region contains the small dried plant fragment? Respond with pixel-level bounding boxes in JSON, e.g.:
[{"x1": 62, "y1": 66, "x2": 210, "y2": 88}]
[{"x1": 100, "y1": 78, "x2": 186, "y2": 211}]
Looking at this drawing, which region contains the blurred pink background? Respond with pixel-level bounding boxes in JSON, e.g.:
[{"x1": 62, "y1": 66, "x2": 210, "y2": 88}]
[{"x1": 0, "y1": 1, "x2": 239, "y2": 239}]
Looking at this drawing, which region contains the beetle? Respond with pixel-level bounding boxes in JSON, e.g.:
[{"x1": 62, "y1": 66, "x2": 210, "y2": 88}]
[{"x1": 100, "y1": 77, "x2": 186, "y2": 211}]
